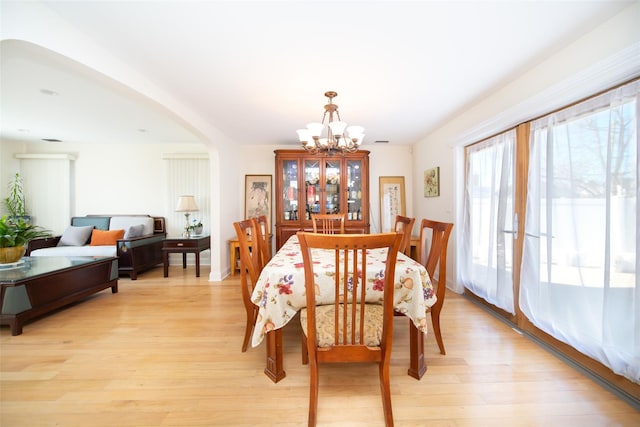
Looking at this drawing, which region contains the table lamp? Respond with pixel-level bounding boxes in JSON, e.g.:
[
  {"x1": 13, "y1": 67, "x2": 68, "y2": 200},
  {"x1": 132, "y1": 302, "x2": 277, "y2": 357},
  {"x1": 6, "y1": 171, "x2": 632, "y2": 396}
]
[{"x1": 175, "y1": 195, "x2": 199, "y2": 237}]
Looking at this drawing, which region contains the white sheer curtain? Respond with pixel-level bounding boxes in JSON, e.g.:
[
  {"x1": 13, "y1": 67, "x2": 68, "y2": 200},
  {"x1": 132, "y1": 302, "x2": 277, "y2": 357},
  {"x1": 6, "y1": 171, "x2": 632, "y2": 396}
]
[
  {"x1": 461, "y1": 130, "x2": 516, "y2": 314},
  {"x1": 521, "y1": 80, "x2": 639, "y2": 384}
]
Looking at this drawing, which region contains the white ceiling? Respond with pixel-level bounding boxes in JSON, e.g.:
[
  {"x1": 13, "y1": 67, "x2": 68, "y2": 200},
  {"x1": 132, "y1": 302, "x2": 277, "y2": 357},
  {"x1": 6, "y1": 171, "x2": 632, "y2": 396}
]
[{"x1": 0, "y1": 1, "x2": 634, "y2": 148}]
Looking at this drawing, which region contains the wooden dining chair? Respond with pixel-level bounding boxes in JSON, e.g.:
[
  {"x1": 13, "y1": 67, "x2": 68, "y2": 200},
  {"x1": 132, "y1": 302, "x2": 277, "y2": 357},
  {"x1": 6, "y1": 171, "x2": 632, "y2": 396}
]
[
  {"x1": 418, "y1": 218, "x2": 454, "y2": 355},
  {"x1": 393, "y1": 215, "x2": 415, "y2": 256},
  {"x1": 233, "y1": 219, "x2": 262, "y2": 352},
  {"x1": 310, "y1": 213, "x2": 346, "y2": 234},
  {"x1": 297, "y1": 231, "x2": 403, "y2": 427},
  {"x1": 251, "y1": 215, "x2": 271, "y2": 269}
]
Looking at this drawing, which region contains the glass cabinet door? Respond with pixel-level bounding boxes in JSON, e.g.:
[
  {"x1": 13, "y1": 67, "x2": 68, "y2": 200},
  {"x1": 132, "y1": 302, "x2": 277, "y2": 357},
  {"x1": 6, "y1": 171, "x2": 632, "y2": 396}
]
[
  {"x1": 324, "y1": 159, "x2": 341, "y2": 214},
  {"x1": 274, "y1": 149, "x2": 369, "y2": 249},
  {"x1": 304, "y1": 159, "x2": 320, "y2": 219},
  {"x1": 282, "y1": 160, "x2": 298, "y2": 221},
  {"x1": 347, "y1": 159, "x2": 363, "y2": 221}
]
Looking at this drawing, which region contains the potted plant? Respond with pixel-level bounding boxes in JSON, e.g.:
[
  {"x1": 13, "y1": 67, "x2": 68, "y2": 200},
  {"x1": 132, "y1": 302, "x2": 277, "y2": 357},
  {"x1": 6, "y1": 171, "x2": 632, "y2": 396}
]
[
  {"x1": 3, "y1": 172, "x2": 30, "y2": 222},
  {"x1": 188, "y1": 218, "x2": 203, "y2": 236},
  {"x1": 0, "y1": 215, "x2": 51, "y2": 264}
]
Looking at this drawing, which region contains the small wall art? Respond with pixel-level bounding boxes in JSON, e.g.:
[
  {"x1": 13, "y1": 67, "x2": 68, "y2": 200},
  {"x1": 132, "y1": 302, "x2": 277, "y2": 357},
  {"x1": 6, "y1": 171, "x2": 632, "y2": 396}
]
[
  {"x1": 423, "y1": 167, "x2": 440, "y2": 197},
  {"x1": 245, "y1": 175, "x2": 272, "y2": 231},
  {"x1": 379, "y1": 176, "x2": 406, "y2": 232}
]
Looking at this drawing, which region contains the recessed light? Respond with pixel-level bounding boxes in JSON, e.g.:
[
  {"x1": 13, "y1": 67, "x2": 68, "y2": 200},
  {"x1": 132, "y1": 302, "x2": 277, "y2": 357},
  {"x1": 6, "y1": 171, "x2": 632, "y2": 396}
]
[{"x1": 39, "y1": 89, "x2": 59, "y2": 96}]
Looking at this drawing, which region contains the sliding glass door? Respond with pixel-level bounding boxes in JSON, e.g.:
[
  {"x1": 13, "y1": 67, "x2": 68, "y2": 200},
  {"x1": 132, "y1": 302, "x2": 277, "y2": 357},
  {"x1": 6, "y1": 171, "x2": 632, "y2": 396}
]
[
  {"x1": 461, "y1": 130, "x2": 516, "y2": 314},
  {"x1": 463, "y1": 80, "x2": 639, "y2": 386},
  {"x1": 521, "y1": 81, "x2": 639, "y2": 383}
]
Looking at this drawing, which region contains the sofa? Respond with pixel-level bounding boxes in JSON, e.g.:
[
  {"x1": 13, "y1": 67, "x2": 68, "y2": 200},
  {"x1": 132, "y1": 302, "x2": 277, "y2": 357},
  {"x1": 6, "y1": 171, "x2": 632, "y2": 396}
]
[{"x1": 27, "y1": 215, "x2": 166, "y2": 280}]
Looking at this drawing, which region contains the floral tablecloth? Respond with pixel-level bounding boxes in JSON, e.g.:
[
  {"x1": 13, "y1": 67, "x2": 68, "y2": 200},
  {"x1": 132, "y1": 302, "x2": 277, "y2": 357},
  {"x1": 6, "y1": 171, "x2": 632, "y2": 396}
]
[{"x1": 251, "y1": 234, "x2": 436, "y2": 347}]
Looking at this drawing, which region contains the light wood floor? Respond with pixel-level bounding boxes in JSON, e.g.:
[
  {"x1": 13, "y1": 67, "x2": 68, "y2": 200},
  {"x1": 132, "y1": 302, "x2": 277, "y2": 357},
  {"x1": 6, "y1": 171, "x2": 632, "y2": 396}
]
[{"x1": 2, "y1": 265, "x2": 638, "y2": 426}]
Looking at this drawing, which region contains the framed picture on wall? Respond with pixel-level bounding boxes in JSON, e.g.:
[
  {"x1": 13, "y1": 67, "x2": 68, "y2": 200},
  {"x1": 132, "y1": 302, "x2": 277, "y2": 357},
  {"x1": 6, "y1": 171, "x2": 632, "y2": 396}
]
[
  {"x1": 379, "y1": 176, "x2": 406, "y2": 232},
  {"x1": 245, "y1": 175, "x2": 272, "y2": 231},
  {"x1": 424, "y1": 167, "x2": 440, "y2": 197}
]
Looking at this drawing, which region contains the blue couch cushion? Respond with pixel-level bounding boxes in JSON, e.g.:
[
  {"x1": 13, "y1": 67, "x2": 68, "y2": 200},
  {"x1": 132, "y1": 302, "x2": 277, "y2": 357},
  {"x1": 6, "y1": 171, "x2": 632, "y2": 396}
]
[{"x1": 71, "y1": 216, "x2": 111, "y2": 230}]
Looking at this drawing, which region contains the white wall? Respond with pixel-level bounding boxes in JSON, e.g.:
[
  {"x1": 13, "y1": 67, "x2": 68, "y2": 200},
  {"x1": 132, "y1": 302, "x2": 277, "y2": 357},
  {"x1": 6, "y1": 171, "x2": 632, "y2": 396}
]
[
  {"x1": 413, "y1": 1, "x2": 640, "y2": 293},
  {"x1": 367, "y1": 145, "x2": 414, "y2": 233}
]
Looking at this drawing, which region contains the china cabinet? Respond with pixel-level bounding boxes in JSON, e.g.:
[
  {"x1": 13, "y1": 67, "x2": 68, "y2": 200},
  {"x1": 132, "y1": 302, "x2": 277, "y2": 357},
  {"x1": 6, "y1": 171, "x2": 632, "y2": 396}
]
[{"x1": 274, "y1": 149, "x2": 370, "y2": 249}]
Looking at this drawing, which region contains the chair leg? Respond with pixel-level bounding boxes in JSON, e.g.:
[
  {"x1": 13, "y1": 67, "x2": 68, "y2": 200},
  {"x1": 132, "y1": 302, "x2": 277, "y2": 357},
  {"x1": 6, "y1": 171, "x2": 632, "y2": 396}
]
[
  {"x1": 308, "y1": 361, "x2": 319, "y2": 426},
  {"x1": 301, "y1": 333, "x2": 309, "y2": 365},
  {"x1": 430, "y1": 306, "x2": 446, "y2": 355},
  {"x1": 378, "y1": 361, "x2": 394, "y2": 427},
  {"x1": 241, "y1": 307, "x2": 258, "y2": 352}
]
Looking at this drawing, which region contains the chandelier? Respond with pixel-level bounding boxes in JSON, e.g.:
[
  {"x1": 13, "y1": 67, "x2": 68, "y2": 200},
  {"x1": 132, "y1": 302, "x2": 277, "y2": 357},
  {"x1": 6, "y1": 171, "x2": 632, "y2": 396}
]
[{"x1": 296, "y1": 91, "x2": 365, "y2": 155}]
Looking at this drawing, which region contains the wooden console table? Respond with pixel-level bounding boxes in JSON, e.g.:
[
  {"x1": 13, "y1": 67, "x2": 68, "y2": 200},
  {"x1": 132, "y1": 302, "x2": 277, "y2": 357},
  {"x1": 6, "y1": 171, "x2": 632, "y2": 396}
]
[{"x1": 162, "y1": 235, "x2": 210, "y2": 278}]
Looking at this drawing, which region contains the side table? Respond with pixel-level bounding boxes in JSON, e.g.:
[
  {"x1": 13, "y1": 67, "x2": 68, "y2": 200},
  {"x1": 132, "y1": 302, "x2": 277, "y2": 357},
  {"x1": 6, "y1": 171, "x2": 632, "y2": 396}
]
[
  {"x1": 229, "y1": 234, "x2": 272, "y2": 276},
  {"x1": 162, "y1": 235, "x2": 210, "y2": 278},
  {"x1": 228, "y1": 237, "x2": 252, "y2": 276}
]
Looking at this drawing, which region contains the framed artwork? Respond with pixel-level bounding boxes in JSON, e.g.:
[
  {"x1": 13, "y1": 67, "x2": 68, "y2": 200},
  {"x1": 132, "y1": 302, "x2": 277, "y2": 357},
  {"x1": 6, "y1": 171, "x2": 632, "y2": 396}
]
[
  {"x1": 153, "y1": 217, "x2": 166, "y2": 234},
  {"x1": 424, "y1": 167, "x2": 440, "y2": 197},
  {"x1": 245, "y1": 175, "x2": 272, "y2": 231},
  {"x1": 379, "y1": 176, "x2": 406, "y2": 232}
]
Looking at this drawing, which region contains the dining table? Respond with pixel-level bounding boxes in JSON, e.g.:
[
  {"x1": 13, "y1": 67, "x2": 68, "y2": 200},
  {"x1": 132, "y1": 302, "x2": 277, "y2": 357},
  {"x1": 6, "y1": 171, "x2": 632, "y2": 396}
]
[{"x1": 250, "y1": 233, "x2": 437, "y2": 383}]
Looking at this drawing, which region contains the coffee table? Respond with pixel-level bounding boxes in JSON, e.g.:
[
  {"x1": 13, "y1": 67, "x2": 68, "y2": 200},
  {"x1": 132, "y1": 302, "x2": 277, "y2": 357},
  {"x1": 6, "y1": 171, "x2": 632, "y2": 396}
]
[{"x1": 0, "y1": 256, "x2": 118, "y2": 335}]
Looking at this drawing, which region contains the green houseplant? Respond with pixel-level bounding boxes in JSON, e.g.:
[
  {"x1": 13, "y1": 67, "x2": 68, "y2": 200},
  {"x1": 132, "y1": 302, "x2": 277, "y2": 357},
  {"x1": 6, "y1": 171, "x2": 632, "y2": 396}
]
[
  {"x1": 4, "y1": 172, "x2": 29, "y2": 219},
  {"x1": 188, "y1": 218, "x2": 203, "y2": 235},
  {"x1": 0, "y1": 215, "x2": 51, "y2": 263}
]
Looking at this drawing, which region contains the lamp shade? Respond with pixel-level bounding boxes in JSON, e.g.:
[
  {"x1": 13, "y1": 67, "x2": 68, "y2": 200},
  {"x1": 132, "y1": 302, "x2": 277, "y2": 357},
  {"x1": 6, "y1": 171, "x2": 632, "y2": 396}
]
[
  {"x1": 175, "y1": 195, "x2": 199, "y2": 212},
  {"x1": 328, "y1": 120, "x2": 347, "y2": 135},
  {"x1": 306, "y1": 122, "x2": 324, "y2": 137},
  {"x1": 296, "y1": 129, "x2": 311, "y2": 143}
]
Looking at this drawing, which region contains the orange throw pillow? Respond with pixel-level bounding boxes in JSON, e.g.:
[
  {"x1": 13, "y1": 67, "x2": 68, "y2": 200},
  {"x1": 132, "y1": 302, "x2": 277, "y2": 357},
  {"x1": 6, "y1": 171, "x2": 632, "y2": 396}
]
[{"x1": 90, "y1": 229, "x2": 125, "y2": 246}]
